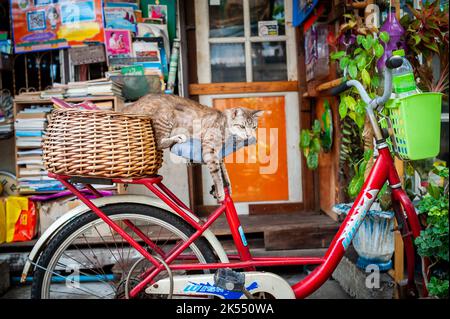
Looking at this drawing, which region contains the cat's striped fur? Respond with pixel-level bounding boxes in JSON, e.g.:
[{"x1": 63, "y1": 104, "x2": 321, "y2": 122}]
[{"x1": 124, "y1": 94, "x2": 263, "y2": 202}]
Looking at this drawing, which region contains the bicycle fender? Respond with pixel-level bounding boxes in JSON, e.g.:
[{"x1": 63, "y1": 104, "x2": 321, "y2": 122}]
[
  {"x1": 145, "y1": 272, "x2": 295, "y2": 299},
  {"x1": 21, "y1": 195, "x2": 229, "y2": 282}
]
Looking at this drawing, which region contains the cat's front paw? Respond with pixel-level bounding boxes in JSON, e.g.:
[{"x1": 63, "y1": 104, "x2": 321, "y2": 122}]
[
  {"x1": 210, "y1": 184, "x2": 225, "y2": 202},
  {"x1": 172, "y1": 134, "x2": 187, "y2": 144},
  {"x1": 215, "y1": 188, "x2": 225, "y2": 203}
]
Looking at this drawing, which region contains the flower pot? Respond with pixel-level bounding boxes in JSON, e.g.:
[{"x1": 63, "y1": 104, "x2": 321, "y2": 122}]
[{"x1": 333, "y1": 202, "x2": 395, "y2": 271}]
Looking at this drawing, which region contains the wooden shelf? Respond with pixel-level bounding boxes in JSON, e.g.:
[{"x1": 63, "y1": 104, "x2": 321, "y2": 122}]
[
  {"x1": 315, "y1": 78, "x2": 343, "y2": 92},
  {"x1": 304, "y1": 78, "x2": 343, "y2": 98}
]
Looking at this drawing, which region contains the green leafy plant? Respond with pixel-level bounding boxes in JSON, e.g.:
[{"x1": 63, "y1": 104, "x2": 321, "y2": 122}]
[
  {"x1": 331, "y1": 31, "x2": 389, "y2": 199},
  {"x1": 331, "y1": 32, "x2": 389, "y2": 129},
  {"x1": 348, "y1": 149, "x2": 373, "y2": 199},
  {"x1": 415, "y1": 164, "x2": 449, "y2": 298},
  {"x1": 400, "y1": 2, "x2": 449, "y2": 93},
  {"x1": 300, "y1": 119, "x2": 321, "y2": 170},
  {"x1": 300, "y1": 100, "x2": 333, "y2": 170}
]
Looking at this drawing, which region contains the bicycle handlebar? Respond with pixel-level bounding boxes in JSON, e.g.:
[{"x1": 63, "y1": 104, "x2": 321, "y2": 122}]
[
  {"x1": 329, "y1": 56, "x2": 404, "y2": 141},
  {"x1": 330, "y1": 56, "x2": 403, "y2": 109}
]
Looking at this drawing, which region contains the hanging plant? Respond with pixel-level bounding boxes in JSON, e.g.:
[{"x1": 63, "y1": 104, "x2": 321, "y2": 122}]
[
  {"x1": 300, "y1": 119, "x2": 321, "y2": 170},
  {"x1": 300, "y1": 99, "x2": 333, "y2": 170},
  {"x1": 330, "y1": 32, "x2": 388, "y2": 128},
  {"x1": 330, "y1": 30, "x2": 389, "y2": 198}
]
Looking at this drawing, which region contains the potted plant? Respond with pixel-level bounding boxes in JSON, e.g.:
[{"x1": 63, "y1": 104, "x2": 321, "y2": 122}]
[
  {"x1": 333, "y1": 150, "x2": 395, "y2": 271},
  {"x1": 415, "y1": 164, "x2": 449, "y2": 298},
  {"x1": 324, "y1": 18, "x2": 398, "y2": 269}
]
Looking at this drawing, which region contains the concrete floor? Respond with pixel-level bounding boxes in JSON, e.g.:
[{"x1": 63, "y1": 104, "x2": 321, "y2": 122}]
[{"x1": 1, "y1": 267, "x2": 350, "y2": 299}]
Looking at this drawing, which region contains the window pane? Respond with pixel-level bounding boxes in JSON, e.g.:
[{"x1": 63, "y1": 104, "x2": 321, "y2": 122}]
[
  {"x1": 209, "y1": 1, "x2": 244, "y2": 38},
  {"x1": 211, "y1": 43, "x2": 246, "y2": 82},
  {"x1": 252, "y1": 41, "x2": 287, "y2": 81},
  {"x1": 250, "y1": 0, "x2": 285, "y2": 36}
]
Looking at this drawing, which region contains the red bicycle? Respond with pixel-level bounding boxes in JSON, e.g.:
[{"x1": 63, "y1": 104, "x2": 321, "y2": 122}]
[{"x1": 23, "y1": 56, "x2": 428, "y2": 299}]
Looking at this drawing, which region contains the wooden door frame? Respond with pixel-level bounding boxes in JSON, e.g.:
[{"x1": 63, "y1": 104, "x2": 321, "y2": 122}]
[{"x1": 180, "y1": 0, "x2": 317, "y2": 215}]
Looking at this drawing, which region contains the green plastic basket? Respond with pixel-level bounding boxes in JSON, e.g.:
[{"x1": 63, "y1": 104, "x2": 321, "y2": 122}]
[{"x1": 383, "y1": 92, "x2": 442, "y2": 161}]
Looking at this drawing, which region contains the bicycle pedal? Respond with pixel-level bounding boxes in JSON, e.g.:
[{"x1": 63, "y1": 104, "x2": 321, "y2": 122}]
[{"x1": 214, "y1": 268, "x2": 245, "y2": 292}]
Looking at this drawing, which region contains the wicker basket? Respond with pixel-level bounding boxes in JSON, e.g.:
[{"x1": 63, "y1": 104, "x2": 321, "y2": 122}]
[{"x1": 43, "y1": 108, "x2": 163, "y2": 178}]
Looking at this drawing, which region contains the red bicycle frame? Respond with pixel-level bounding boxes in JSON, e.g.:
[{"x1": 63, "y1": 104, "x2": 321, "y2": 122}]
[{"x1": 49, "y1": 142, "x2": 424, "y2": 299}]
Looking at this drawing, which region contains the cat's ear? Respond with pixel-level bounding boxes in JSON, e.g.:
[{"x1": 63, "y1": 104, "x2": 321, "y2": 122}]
[
  {"x1": 252, "y1": 110, "x2": 265, "y2": 118},
  {"x1": 231, "y1": 108, "x2": 243, "y2": 119}
]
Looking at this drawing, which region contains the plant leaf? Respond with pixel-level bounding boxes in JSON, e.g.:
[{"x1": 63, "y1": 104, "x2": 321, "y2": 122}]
[
  {"x1": 424, "y1": 42, "x2": 440, "y2": 54},
  {"x1": 355, "y1": 113, "x2": 365, "y2": 129},
  {"x1": 339, "y1": 98, "x2": 348, "y2": 118},
  {"x1": 300, "y1": 130, "x2": 310, "y2": 149},
  {"x1": 311, "y1": 137, "x2": 321, "y2": 153},
  {"x1": 361, "y1": 69, "x2": 371, "y2": 86},
  {"x1": 345, "y1": 96, "x2": 357, "y2": 111},
  {"x1": 356, "y1": 54, "x2": 367, "y2": 70},
  {"x1": 379, "y1": 31, "x2": 390, "y2": 43},
  {"x1": 374, "y1": 43, "x2": 384, "y2": 58},
  {"x1": 411, "y1": 34, "x2": 421, "y2": 45},
  {"x1": 312, "y1": 119, "x2": 321, "y2": 134},
  {"x1": 371, "y1": 74, "x2": 380, "y2": 88},
  {"x1": 340, "y1": 57, "x2": 350, "y2": 70},
  {"x1": 307, "y1": 152, "x2": 319, "y2": 170},
  {"x1": 330, "y1": 51, "x2": 346, "y2": 60},
  {"x1": 357, "y1": 35, "x2": 364, "y2": 45},
  {"x1": 348, "y1": 63, "x2": 358, "y2": 79}
]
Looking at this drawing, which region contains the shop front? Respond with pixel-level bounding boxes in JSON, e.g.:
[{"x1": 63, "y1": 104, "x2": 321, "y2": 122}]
[
  {"x1": 188, "y1": 0, "x2": 303, "y2": 215},
  {"x1": 0, "y1": 0, "x2": 448, "y2": 300}
]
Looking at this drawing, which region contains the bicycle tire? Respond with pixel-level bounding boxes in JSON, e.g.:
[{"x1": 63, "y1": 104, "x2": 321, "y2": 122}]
[{"x1": 31, "y1": 203, "x2": 217, "y2": 299}]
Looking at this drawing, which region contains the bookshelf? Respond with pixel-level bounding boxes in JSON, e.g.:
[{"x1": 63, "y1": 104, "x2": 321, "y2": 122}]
[{"x1": 13, "y1": 95, "x2": 125, "y2": 195}]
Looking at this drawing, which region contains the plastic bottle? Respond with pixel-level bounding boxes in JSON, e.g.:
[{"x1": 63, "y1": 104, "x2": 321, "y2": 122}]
[{"x1": 391, "y1": 49, "x2": 419, "y2": 97}]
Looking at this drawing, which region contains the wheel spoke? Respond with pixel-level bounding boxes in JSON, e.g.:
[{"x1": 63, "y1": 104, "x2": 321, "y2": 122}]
[{"x1": 36, "y1": 210, "x2": 212, "y2": 299}]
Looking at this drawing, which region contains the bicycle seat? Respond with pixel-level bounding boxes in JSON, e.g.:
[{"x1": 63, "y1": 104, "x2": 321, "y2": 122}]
[{"x1": 170, "y1": 136, "x2": 256, "y2": 164}]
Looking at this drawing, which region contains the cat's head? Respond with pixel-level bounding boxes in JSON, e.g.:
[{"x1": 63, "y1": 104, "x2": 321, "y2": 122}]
[{"x1": 225, "y1": 108, "x2": 264, "y2": 140}]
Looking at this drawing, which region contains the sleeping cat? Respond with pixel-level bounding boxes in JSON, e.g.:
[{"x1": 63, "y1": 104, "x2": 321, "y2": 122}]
[{"x1": 124, "y1": 94, "x2": 263, "y2": 202}]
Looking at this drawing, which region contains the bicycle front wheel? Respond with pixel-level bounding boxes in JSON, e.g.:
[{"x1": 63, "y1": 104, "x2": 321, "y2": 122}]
[{"x1": 31, "y1": 203, "x2": 216, "y2": 299}]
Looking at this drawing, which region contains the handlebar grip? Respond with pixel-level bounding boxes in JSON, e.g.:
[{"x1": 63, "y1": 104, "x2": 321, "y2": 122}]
[
  {"x1": 385, "y1": 56, "x2": 403, "y2": 69},
  {"x1": 330, "y1": 81, "x2": 351, "y2": 96}
]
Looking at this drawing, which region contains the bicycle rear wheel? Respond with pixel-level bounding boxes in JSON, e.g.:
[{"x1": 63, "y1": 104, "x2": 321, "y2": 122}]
[{"x1": 31, "y1": 203, "x2": 216, "y2": 299}]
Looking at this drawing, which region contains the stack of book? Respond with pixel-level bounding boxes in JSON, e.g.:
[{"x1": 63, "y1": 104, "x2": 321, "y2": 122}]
[
  {"x1": 15, "y1": 105, "x2": 64, "y2": 193},
  {"x1": 87, "y1": 79, "x2": 123, "y2": 96},
  {"x1": 64, "y1": 79, "x2": 122, "y2": 98},
  {"x1": 15, "y1": 106, "x2": 49, "y2": 147},
  {"x1": 39, "y1": 79, "x2": 123, "y2": 99},
  {"x1": 40, "y1": 86, "x2": 65, "y2": 99}
]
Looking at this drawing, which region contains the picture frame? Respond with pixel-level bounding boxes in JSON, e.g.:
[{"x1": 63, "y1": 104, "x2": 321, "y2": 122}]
[
  {"x1": 148, "y1": 4, "x2": 167, "y2": 24},
  {"x1": 104, "y1": 29, "x2": 133, "y2": 58}
]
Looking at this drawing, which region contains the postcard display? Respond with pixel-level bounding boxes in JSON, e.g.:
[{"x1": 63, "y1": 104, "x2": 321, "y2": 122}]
[
  {"x1": 103, "y1": 0, "x2": 174, "y2": 96},
  {"x1": 11, "y1": 0, "x2": 105, "y2": 53},
  {"x1": 9, "y1": 0, "x2": 176, "y2": 97}
]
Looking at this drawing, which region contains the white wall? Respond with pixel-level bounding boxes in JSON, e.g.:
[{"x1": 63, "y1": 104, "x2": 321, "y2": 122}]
[{"x1": 125, "y1": 149, "x2": 191, "y2": 205}]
